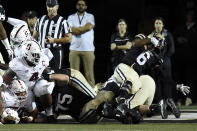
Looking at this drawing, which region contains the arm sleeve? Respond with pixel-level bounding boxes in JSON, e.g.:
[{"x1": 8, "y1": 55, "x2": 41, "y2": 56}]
[{"x1": 7, "y1": 17, "x2": 27, "y2": 26}]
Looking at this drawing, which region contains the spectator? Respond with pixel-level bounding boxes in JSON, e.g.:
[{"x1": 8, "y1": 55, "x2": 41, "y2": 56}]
[
  {"x1": 33, "y1": 0, "x2": 72, "y2": 70},
  {"x1": 67, "y1": 0, "x2": 95, "y2": 87},
  {"x1": 26, "y1": 10, "x2": 38, "y2": 35},
  {"x1": 148, "y1": 17, "x2": 179, "y2": 117},
  {"x1": 110, "y1": 19, "x2": 132, "y2": 71},
  {"x1": 173, "y1": 10, "x2": 197, "y2": 105}
]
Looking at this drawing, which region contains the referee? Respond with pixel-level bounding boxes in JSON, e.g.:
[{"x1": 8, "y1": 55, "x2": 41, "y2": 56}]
[{"x1": 33, "y1": 0, "x2": 72, "y2": 70}]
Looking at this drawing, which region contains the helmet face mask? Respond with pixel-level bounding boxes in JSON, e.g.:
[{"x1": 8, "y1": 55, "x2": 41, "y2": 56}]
[
  {"x1": 8, "y1": 80, "x2": 28, "y2": 102},
  {"x1": 22, "y1": 40, "x2": 42, "y2": 66}
]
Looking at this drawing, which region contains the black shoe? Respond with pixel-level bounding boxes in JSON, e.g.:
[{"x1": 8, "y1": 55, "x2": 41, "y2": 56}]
[
  {"x1": 166, "y1": 98, "x2": 181, "y2": 118},
  {"x1": 159, "y1": 99, "x2": 168, "y2": 119}
]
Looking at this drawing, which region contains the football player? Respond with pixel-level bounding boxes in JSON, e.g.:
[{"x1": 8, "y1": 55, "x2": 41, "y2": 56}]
[
  {"x1": 0, "y1": 77, "x2": 36, "y2": 124},
  {"x1": 78, "y1": 34, "x2": 165, "y2": 123},
  {"x1": 2, "y1": 40, "x2": 55, "y2": 121},
  {"x1": 0, "y1": 4, "x2": 53, "y2": 60},
  {"x1": 35, "y1": 68, "x2": 100, "y2": 123}
]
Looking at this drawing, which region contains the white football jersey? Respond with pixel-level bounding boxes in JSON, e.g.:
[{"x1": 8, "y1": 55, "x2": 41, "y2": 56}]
[
  {"x1": 9, "y1": 54, "x2": 49, "y2": 90},
  {"x1": 1, "y1": 89, "x2": 25, "y2": 110},
  {"x1": 1, "y1": 89, "x2": 35, "y2": 113}
]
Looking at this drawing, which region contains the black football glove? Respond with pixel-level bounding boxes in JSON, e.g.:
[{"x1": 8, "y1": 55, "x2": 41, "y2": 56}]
[{"x1": 0, "y1": 5, "x2": 7, "y2": 21}]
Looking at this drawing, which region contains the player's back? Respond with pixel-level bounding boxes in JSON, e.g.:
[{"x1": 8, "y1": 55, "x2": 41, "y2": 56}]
[
  {"x1": 53, "y1": 84, "x2": 92, "y2": 121},
  {"x1": 122, "y1": 47, "x2": 162, "y2": 75}
]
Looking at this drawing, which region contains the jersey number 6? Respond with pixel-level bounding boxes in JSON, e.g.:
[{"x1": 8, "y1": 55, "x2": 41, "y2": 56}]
[{"x1": 136, "y1": 52, "x2": 150, "y2": 65}]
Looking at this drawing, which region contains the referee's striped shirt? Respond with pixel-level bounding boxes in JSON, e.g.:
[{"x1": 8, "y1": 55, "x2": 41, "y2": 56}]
[{"x1": 34, "y1": 15, "x2": 71, "y2": 48}]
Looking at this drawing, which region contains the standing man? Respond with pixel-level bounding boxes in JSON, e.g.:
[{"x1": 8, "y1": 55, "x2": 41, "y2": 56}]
[
  {"x1": 68, "y1": 0, "x2": 95, "y2": 87},
  {"x1": 33, "y1": 0, "x2": 72, "y2": 70}
]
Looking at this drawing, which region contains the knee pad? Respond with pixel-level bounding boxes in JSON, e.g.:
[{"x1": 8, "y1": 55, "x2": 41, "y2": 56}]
[{"x1": 34, "y1": 79, "x2": 55, "y2": 97}]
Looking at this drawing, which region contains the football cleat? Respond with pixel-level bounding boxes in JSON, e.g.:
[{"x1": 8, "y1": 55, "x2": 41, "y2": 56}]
[
  {"x1": 159, "y1": 99, "x2": 168, "y2": 119},
  {"x1": 166, "y1": 98, "x2": 181, "y2": 118}
]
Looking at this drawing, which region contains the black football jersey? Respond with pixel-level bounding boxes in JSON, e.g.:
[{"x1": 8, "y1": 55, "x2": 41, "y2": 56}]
[
  {"x1": 53, "y1": 84, "x2": 92, "y2": 121},
  {"x1": 121, "y1": 47, "x2": 162, "y2": 74}
]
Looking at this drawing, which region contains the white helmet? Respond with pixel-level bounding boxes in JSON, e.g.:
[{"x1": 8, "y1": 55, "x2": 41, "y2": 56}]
[
  {"x1": 1, "y1": 108, "x2": 20, "y2": 124},
  {"x1": 10, "y1": 24, "x2": 32, "y2": 46},
  {"x1": 8, "y1": 80, "x2": 28, "y2": 101},
  {"x1": 22, "y1": 40, "x2": 42, "y2": 66}
]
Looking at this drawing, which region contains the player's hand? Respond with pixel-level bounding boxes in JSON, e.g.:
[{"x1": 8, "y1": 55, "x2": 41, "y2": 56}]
[
  {"x1": 21, "y1": 116, "x2": 33, "y2": 123},
  {"x1": 0, "y1": 5, "x2": 6, "y2": 21},
  {"x1": 176, "y1": 84, "x2": 190, "y2": 96},
  {"x1": 111, "y1": 43, "x2": 117, "y2": 50},
  {"x1": 7, "y1": 49, "x2": 13, "y2": 60}
]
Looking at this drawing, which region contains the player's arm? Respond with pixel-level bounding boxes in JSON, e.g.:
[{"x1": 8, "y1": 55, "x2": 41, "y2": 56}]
[
  {"x1": 42, "y1": 68, "x2": 70, "y2": 84},
  {"x1": 2, "y1": 68, "x2": 16, "y2": 84},
  {"x1": 0, "y1": 62, "x2": 8, "y2": 70},
  {"x1": 0, "y1": 22, "x2": 7, "y2": 40},
  {"x1": 132, "y1": 38, "x2": 151, "y2": 47},
  {"x1": 49, "y1": 74, "x2": 70, "y2": 84}
]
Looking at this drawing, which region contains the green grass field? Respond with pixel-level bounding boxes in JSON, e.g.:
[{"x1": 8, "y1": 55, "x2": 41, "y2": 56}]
[
  {"x1": 0, "y1": 106, "x2": 196, "y2": 131},
  {"x1": 1, "y1": 123, "x2": 197, "y2": 131}
]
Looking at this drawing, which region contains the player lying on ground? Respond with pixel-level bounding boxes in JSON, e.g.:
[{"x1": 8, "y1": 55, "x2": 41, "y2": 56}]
[
  {"x1": 78, "y1": 34, "x2": 166, "y2": 123},
  {"x1": 34, "y1": 68, "x2": 100, "y2": 123},
  {"x1": 0, "y1": 76, "x2": 37, "y2": 124}
]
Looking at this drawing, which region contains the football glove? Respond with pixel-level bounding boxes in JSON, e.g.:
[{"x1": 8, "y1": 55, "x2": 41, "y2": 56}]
[
  {"x1": 176, "y1": 84, "x2": 190, "y2": 96},
  {"x1": 0, "y1": 5, "x2": 7, "y2": 21}
]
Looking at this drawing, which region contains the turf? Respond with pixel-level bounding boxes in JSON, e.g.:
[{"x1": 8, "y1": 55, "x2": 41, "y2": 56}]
[{"x1": 1, "y1": 123, "x2": 197, "y2": 131}]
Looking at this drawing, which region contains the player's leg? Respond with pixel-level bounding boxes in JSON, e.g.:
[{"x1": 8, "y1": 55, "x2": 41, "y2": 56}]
[
  {"x1": 33, "y1": 79, "x2": 55, "y2": 122},
  {"x1": 114, "y1": 63, "x2": 141, "y2": 95},
  {"x1": 114, "y1": 63, "x2": 141, "y2": 115},
  {"x1": 128, "y1": 75, "x2": 156, "y2": 109},
  {"x1": 79, "y1": 90, "x2": 114, "y2": 119},
  {"x1": 69, "y1": 68, "x2": 96, "y2": 98}
]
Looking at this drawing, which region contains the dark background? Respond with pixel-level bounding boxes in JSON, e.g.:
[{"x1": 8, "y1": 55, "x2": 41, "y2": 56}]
[{"x1": 0, "y1": 0, "x2": 196, "y2": 83}]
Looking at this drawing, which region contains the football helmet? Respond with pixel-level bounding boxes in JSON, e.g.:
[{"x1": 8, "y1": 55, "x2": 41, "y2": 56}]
[
  {"x1": 22, "y1": 40, "x2": 42, "y2": 66},
  {"x1": 10, "y1": 24, "x2": 32, "y2": 46},
  {"x1": 8, "y1": 80, "x2": 28, "y2": 101},
  {"x1": 1, "y1": 108, "x2": 20, "y2": 124}
]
